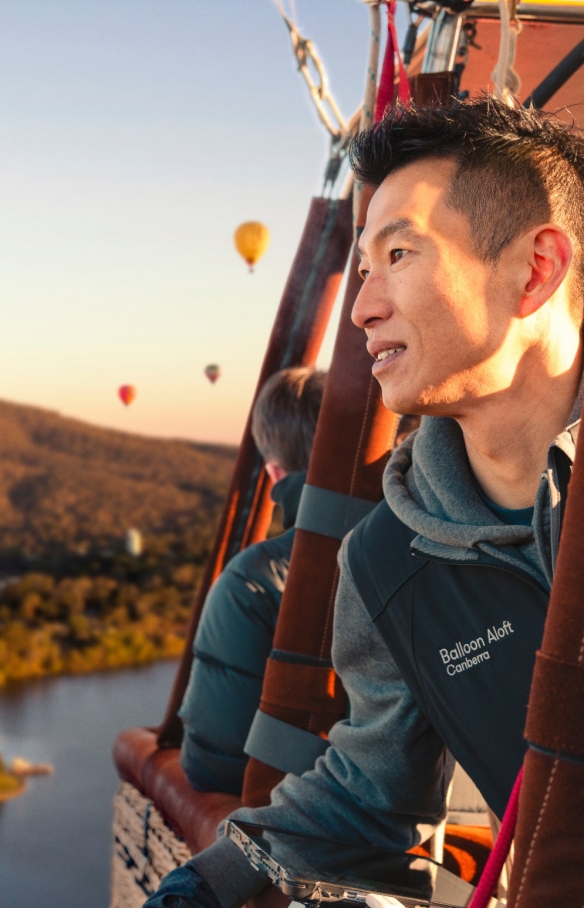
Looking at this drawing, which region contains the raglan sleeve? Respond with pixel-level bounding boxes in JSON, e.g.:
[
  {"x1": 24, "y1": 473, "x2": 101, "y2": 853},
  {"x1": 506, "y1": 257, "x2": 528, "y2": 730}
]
[{"x1": 186, "y1": 535, "x2": 454, "y2": 908}]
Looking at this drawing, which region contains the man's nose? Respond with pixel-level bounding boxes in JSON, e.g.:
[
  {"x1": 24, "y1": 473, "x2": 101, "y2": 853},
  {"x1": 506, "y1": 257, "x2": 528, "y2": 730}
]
[{"x1": 351, "y1": 278, "x2": 389, "y2": 329}]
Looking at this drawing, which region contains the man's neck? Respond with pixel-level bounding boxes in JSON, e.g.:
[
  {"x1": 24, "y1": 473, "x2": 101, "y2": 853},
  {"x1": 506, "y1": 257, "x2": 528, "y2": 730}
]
[{"x1": 455, "y1": 348, "x2": 583, "y2": 510}]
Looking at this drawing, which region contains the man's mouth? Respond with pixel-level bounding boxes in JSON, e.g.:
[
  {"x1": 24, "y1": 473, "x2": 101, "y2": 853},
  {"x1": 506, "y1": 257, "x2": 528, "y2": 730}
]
[
  {"x1": 376, "y1": 346, "x2": 406, "y2": 361},
  {"x1": 366, "y1": 340, "x2": 407, "y2": 375},
  {"x1": 370, "y1": 344, "x2": 407, "y2": 376}
]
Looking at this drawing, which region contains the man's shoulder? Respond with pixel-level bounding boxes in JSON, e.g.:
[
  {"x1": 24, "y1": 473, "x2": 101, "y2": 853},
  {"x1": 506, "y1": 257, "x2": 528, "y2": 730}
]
[
  {"x1": 348, "y1": 498, "x2": 417, "y2": 568},
  {"x1": 346, "y1": 500, "x2": 421, "y2": 619}
]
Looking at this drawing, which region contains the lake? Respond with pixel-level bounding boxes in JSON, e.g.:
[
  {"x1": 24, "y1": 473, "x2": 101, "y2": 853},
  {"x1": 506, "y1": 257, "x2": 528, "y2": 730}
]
[{"x1": 0, "y1": 660, "x2": 178, "y2": 908}]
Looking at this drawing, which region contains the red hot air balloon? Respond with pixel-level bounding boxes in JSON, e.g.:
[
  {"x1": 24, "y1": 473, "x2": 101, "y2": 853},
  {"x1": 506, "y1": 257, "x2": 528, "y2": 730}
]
[
  {"x1": 118, "y1": 385, "x2": 136, "y2": 406},
  {"x1": 204, "y1": 364, "x2": 221, "y2": 385}
]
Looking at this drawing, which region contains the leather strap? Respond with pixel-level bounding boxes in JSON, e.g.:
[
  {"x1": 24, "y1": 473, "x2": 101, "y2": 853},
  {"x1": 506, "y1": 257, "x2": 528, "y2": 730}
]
[
  {"x1": 244, "y1": 710, "x2": 329, "y2": 775},
  {"x1": 295, "y1": 484, "x2": 376, "y2": 540},
  {"x1": 524, "y1": 651, "x2": 584, "y2": 757},
  {"x1": 262, "y1": 658, "x2": 345, "y2": 713}
]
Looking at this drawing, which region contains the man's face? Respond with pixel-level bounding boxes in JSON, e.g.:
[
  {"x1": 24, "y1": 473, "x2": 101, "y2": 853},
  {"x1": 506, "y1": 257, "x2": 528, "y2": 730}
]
[{"x1": 353, "y1": 158, "x2": 514, "y2": 417}]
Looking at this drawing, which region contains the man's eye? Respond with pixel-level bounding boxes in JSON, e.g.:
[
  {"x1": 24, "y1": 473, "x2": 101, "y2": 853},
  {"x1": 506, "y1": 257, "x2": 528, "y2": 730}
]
[
  {"x1": 390, "y1": 248, "x2": 407, "y2": 264},
  {"x1": 359, "y1": 268, "x2": 370, "y2": 281}
]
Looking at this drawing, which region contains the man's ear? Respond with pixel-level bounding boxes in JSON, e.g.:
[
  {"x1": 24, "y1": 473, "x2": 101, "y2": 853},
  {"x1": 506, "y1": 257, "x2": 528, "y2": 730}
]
[
  {"x1": 265, "y1": 461, "x2": 288, "y2": 484},
  {"x1": 519, "y1": 224, "x2": 573, "y2": 318}
]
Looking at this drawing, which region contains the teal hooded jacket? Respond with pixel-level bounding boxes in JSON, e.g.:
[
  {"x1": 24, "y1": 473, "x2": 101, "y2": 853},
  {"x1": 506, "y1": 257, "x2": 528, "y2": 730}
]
[{"x1": 179, "y1": 471, "x2": 305, "y2": 795}]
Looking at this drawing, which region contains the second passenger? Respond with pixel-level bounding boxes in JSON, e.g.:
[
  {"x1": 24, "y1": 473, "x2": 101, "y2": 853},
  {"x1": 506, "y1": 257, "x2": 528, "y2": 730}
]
[{"x1": 179, "y1": 366, "x2": 326, "y2": 795}]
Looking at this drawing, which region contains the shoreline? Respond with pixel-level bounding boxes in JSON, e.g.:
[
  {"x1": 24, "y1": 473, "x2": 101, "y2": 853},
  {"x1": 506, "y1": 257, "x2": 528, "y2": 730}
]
[
  {"x1": 0, "y1": 635, "x2": 184, "y2": 689},
  {"x1": 0, "y1": 651, "x2": 181, "y2": 691}
]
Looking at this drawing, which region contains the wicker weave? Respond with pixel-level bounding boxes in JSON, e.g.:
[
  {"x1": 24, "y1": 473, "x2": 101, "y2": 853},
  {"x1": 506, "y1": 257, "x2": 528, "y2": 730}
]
[{"x1": 110, "y1": 781, "x2": 192, "y2": 908}]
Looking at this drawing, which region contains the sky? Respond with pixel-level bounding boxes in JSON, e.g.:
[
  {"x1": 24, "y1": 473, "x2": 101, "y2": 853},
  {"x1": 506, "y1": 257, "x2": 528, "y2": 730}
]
[{"x1": 0, "y1": 0, "x2": 407, "y2": 445}]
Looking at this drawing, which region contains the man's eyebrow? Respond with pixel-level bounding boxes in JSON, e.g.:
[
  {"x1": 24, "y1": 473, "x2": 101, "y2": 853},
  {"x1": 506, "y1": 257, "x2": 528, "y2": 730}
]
[{"x1": 357, "y1": 217, "x2": 418, "y2": 260}]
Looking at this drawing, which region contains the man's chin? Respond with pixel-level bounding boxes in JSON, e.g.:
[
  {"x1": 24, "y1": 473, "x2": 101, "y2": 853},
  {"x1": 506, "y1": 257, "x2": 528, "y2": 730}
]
[
  {"x1": 380, "y1": 381, "x2": 450, "y2": 418},
  {"x1": 380, "y1": 385, "x2": 421, "y2": 417}
]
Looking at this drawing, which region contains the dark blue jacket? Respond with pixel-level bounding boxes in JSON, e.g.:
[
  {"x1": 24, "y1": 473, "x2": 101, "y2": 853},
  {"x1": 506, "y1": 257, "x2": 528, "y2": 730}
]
[
  {"x1": 179, "y1": 472, "x2": 305, "y2": 795},
  {"x1": 347, "y1": 499, "x2": 548, "y2": 820}
]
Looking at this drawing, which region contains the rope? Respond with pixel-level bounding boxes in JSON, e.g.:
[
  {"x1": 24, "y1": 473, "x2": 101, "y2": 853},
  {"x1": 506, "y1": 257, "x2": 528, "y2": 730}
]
[
  {"x1": 468, "y1": 766, "x2": 523, "y2": 908},
  {"x1": 492, "y1": 0, "x2": 522, "y2": 103},
  {"x1": 272, "y1": 1, "x2": 358, "y2": 196},
  {"x1": 353, "y1": 1, "x2": 411, "y2": 225},
  {"x1": 354, "y1": 1, "x2": 382, "y2": 225},
  {"x1": 360, "y1": 1, "x2": 383, "y2": 133},
  {"x1": 277, "y1": 8, "x2": 348, "y2": 141}
]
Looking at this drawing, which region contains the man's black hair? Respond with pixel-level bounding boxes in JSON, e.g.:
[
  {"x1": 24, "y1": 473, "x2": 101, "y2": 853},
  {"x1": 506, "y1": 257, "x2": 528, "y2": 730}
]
[{"x1": 349, "y1": 96, "x2": 584, "y2": 309}]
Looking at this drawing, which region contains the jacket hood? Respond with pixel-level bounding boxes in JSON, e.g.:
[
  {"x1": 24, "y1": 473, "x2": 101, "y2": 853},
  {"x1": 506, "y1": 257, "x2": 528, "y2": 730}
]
[
  {"x1": 385, "y1": 417, "x2": 533, "y2": 552},
  {"x1": 383, "y1": 376, "x2": 583, "y2": 589}
]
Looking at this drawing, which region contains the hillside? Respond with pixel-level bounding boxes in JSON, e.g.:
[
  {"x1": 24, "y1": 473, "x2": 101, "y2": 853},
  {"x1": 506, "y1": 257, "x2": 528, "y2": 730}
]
[
  {"x1": 0, "y1": 399, "x2": 236, "y2": 562},
  {"x1": 0, "y1": 400, "x2": 238, "y2": 685}
]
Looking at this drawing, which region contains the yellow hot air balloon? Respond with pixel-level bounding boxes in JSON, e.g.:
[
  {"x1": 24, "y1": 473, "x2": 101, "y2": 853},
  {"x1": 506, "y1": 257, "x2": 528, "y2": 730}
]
[{"x1": 234, "y1": 221, "x2": 270, "y2": 273}]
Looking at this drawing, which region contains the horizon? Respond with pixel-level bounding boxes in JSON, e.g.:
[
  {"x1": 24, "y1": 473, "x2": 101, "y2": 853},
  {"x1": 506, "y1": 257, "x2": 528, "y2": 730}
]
[{"x1": 0, "y1": 391, "x2": 239, "y2": 448}]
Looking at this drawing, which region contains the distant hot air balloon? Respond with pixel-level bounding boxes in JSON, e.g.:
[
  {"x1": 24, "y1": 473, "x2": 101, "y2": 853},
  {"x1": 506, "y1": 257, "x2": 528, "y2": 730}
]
[
  {"x1": 204, "y1": 364, "x2": 221, "y2": 385},
  {"x1": 234, "y1": 221, "x2": 270, "y2": 272},
  {"x1": 125, "y1": 528, "x2": 143, "y2": 557},
  {"x1": 118, "y1": 385, "x2": 136, "y2": 406}
]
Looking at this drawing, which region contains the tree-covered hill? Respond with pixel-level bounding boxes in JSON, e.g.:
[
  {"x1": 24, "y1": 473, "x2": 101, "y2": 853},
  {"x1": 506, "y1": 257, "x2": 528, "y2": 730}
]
[
  {"x1": 0, "y1": 400, "x2": 238, "y2": 684},
  {"x1": 0, "y1": 399, "x2": 236, "y2": 560}
]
